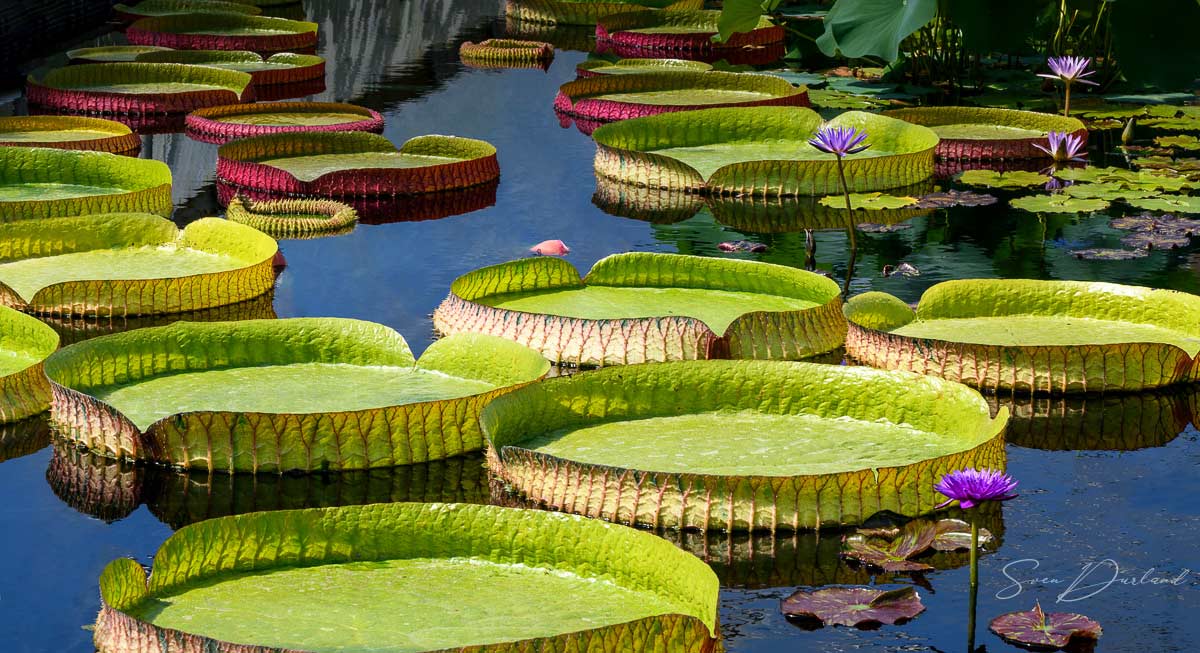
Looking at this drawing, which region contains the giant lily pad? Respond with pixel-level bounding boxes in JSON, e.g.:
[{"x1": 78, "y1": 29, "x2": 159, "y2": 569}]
[
  {"x1": 65, "y1": 45, "x2": 174, "y2": 63},
  {"x1": 781, "y1": 587, "x2": 926, "y2": 628},
  {"x1": 990, "y1": 603, "x2": 1102, "y2": 650},
  {"x1": 506, "y1": 0, "x2": 703, "y2": 26},
  {"x1": 225, "y1": 196, "x2": 357, "y2": 238},
  {"x1": 844, "y1": 281, "x2": 1200, "y2": 393},
  {"x1": 433, "y1": 253, "x2": 845, "y2": 366},
  {"x1": 0, "y1": 117, "x2": 140, "y2": 156},
  {"x1": 591, "y1": 107, "x2": 936, "y2": 196},
  {"x1": 47, "y1": 320, "x2": 549, "y2": 471},
  {"x1": 216, "y1": 131, "x2": 499, "y2": 199},
  {"x1": 576, "y1": 57, "x2": 712, "y2": 77},
  {"x1": 125, "y1": 13, "x2": 318, "y2": 54},
  {"x1": 989, "y1": 391, "x2": 1190, "y2": 451},
  {"x1": 0, "y1": 147, "x2": 172, "y2": 220},
  {"x1": 459, "y1": 39, "x2": 554, "y2": 69},
  {"x1": 883, "y1": 107, "x2": 1087, "y2": 161},
  {"x1": 94, "y1": 503, "x2": 719, "y2": 653},
  {"x1": 0, "y1": 307, "x2": 58, "y2": 423},
  {"x1": 134, "y1": 49, "x2": 324, "y2": 90},
  {"x1": 596, "y1": 10, "x2": 784, "y2": 65},
  {"x1": 26, "y1": 63, "x2": 253, "y2": 116},
  {"x1": 186, "y1": 101, "x2": 382, "y2": 144},
  {"x1": 482, "y1": 360, "x2": 1007, "y2": 530},
  {"x1": 554, "y1": 71, "x2": 810, "y2": 132},
  {"x1": 0, "y1": 214, "x2": 276, "y2": 316},
  {"x1": 113, "y1": 0, "x2": 261, "y2": 20}
]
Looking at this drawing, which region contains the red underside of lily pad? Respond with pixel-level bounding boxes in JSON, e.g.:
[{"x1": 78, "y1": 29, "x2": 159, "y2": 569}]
[
  {"x1": 26, "y1": 83, "x2": 252, "y2": 117},
  {"x1": 186, "y1": 103, "x2": 384, "y2": 145},
  {"x1": 125, "y1": 26, "x2": 316, "y2": 55},
  {"x1": 216, "y1": 155, "x2": 500, "y2": 197},
  {"x1": 595, "y1": 26, "x2": 785, "y2": 65},
  {"x1": 217, "y1": 180, "x2": 498, "y2": 224},
  {"x1": 937, "y1": 128, "x2": 1089, "y2": 161},
  {"x1": 552, "y1": 91, "x2": 809, "y2": 130}
]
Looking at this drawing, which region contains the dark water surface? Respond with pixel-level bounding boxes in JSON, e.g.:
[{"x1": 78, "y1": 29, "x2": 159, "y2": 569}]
[{"x1": 1, "y1": 0, "x2": 1198, "y2": 651}]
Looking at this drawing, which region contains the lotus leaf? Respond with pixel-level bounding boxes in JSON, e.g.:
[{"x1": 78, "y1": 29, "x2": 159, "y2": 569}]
[
  {"x1": 989, "y1": 391, "x2": 1190, "y2": 451},
  {"x1": 989, "y1": 603, "x2": 1102, "y2": 650},
  {"x1": 0, "y1": 117, "x2": 140, "y2": 156},
  {"x1": 433, "y1": 252, "x2": 846, "y2": 365},
  {"x1": 506, "y1": 0, "x2": 704, "y2": 26},
  {"x1": 482, "y1": 359, "x2": 1007, "y2": 530},
  {"x1": 0, "y1": 214, "x2": 275, "y2": 316},
  {"x1": 595, "y1": 10, "x2": 784, "y2": 64},
  {"x1": 958, "y1": 169, "x2": 1050, "y2": 188},
  {"x1": 66, "y1": 45, "x2": 174, "y2": 63},
  {"x1": 225, "y1": 196, "x2": 357, "y2": 238},
  {"x1": 1062, "y1": 183, "x2": 1158, "y2": 202},
  {"x1": 1070, "y1": 247, "x2": 1148, "y2": 261},
  {"x1": 815, "y1": 0, "x2": 936, "y2": 62},
  {"x1": 1156, "y1": 135, "x2": 1200, "y2": 151},
  {"x1": 46, "y1": 320, "x2": 550, "y2": 471},
  {"x1": 133, "y1": 49, "x2": 324, "y2": 87},
  {"x1": 1010, "y1": 194, "x2": 1110, "y2": 213},
  {"x1": 0, "y1": 147, "x2": 172, "y2": 220},
  {"x1": 844, "y1": 280, "x2": 1200, "y2": 393},
  {"x1": 113, "y1": 0, "x2": 262, "y2": 19},
  {"x1": 781, "y1": 586, "x2": 926, "y2": 628},
  {"x1": 807, "y1": 88, "x2": 888, "y2": 109},
  {"x1": 576, "y1": 58, "x2": 712, "y2": 77},
  {"x1": 840, "y1": 519, "x2": 937, "y2": 572},
  {"x1": 556, "y1": 71, "x2": 810, "y2": 131},
  {"x1": 0, "y1": 307, "x2": 59, "y2": 423},
  {"x1": 93, "y1": 503, "x2": 719, "y2": 653},
  {"x1": 126, "y1": 13, "x2": 318, "y2": 54},
  {"x1": 591, "y1": 107, "x2": 937, "y2": 196},
  {"x1": 216, "y1": 131, "x2": 499, "y2": 198},
  {"x1": 186, "y1": 102, "x2": 383, "y2": 144},
  {"x1": 915, "y1": 190, "x2": 998, "y2": 208},
  {"x1": 1126, "y1": 195, "x2": 1200, "y2": 213},
  {"x1": 26, "y1": 63, "x2": 254, "y2": 115},
  {"x1": 884, "y1": 107, "x2": 1086, "y2": 161},
  {"x1": 1055, "y1": 166, "x2": 1194, "y2": 192},
  {"x1": 460, "y1": 39, "x2": 554, "y2": 68},
  {"x1": 818, "y1": 192, "x2": 917, "y2": 211}
]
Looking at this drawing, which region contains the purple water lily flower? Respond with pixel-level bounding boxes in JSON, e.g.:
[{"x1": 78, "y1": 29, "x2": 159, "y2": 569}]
[
  {"x1": 934, "y1": 468, "x2": 1018, "y2": 510},
  {"x1": 809, "y1": 125, "x2": 870, "y2": 157},
  {"x1": 1032, "y1": 131, "x2": 1087, "y2": 162},
  {"x1": 1038, "y1": 56, "x2": 1099, "y2": 86}
]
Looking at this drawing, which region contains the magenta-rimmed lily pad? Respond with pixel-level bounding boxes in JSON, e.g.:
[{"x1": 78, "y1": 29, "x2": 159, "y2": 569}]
[
  {"x1": 0, "y1": 116, "x2": 141, "y2": 156},
  {"x1": 113, "y1": 0, "x2": 262, "y2": 21},
  {"x1": 884, "y1": 107, "x2": 1087, "y2": 160},
  {"x1": 576, "y1": 57, "x2": 712, "y2": 77},
  {"x1": 65, "y1": 45, "x2": 174, "y2": 64},
  {"x1": 133, "y1": 49, "x2": 324, "y2": 89},
  {"x1": 186, "y1": 102, "x2": 382, "y2": 144},
  {"x1": 781, "y1": 586, "x2": 925, "y2": 628},
  {"x1": 595, "y1": 10, "x2": 785, "y2": 65},
  {"x1": 506, "y1": 0, "x2": 703, "y2": 26},
  {"x1": 26, "y1": 63, "x2": 254, "y2": 116},
  {"x1": 125, "y1": 13, "x2": 318, "y2": 55},
  {"x1": 990, "y1": 603, "x2": 1102, "y2": 650}
]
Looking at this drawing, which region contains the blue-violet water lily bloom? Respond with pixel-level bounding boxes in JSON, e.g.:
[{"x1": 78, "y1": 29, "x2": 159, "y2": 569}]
[
  {"x1": 934, "y1": 468, "x2": 1019, "y2": 510},
  {"x1": 1038, "y1": 56, "x2": 1099, "y2": 86},
  {"x1": 1032, "y1": 131, "x2": 1087, "y2": 162},
  {"x1": 809, "y1": 125, "x2": 870, "y2": 157}
]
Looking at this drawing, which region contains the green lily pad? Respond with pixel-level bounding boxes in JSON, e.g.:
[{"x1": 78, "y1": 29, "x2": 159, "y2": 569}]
[
  {"x1": 65, "y1": 45, "x2": 174, "y2": 63},
  {"x1": 1125, "y1": 195, "x2": 1200, "y2": 213},
  {"x1": 1055, "y1": 166, "x2": 1193, "y2": 191},
  {"x1": 1143, "y1": 116, "x2": 1200, "y2": 131},
  {"x1": 845, "y1": 280, "x2": 1200, "y2": 393},
  {"x1": 0, "y1": 213, "x2": 276, "y2": 316},
  {"x1": 763, "y1": 70, "x2": 826, "y2": 87},
  {"x1": 46, "y1": 321, "x2": 550, "y2": 471},
  {"x1": 133, "y1": 49, "x2": 322, "y2": 78},
  {"x1": 818, "y1": 192, "x2": 918, "y2": 210},
  {"x1": 576, "y1": 57, "x2": 712, "y2": 76},
  {"x1": 884, "y1": 107, "x2": 1085, "y2": 160},
  {"x1": 1155, "y1": 135, "x2": 1200, "y2": 150},
  {"x1": 0, "y1": 116, "x2": 140, "y2": 155},
  {"x1": 94, "y1": 503, "x2": 719, "y2": 652},
  {"x1": 114, "y1": 0, "x2": 262, "y2": 18},
  {"x1": 958, "y1": 169, "x2": 1051, "y2": 188},
  {"x1": 225, "y1": 196, "x2": 357, "y2": 238},
  {"x1": 1062, "y1": 183, "x2": 1158, "y2": 202},
  {"x1": 433, "y1": 253, "x2": 846, "y2": 366},
  {"x1": 0, "y1": 307, "x2": 58, "y2": 423},
  {"x1": 507, "y1": 0, "x2": 703, "y2": 26},
  {"x1": 482, "y1": 359, "x2": 1007, "y2": 530},
  {"x1": 592, "y1": 107, "x2": 937, "y2": 196},
  {"x1": 125, "y1": 13, "x2": 319, "y2": 55},
  {"x1": 0, "y1": 147, "x2": 172, "y2": 220},
  {"x1": 807, "y1": 88, "x2": 888, "y2": 109}
]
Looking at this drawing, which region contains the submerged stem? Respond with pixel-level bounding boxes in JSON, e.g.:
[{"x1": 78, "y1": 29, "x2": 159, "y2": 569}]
[{"x1": 967, "y1": 519, "x2": 980, "y2": 652}]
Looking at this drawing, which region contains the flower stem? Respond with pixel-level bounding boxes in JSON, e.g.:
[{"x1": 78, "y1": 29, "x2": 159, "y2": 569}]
[
  {"x1": 967, "y1": 519, "x2": 979, "y2": 652},
  {"x1": 836, "y1": 155, "x2": 855, "y2": 296},
  {"x1": 836, "y1": 155, "x2": 852, "y2": 214},
  {"x1": 1064, "y1": 81, "x2": 1072, "y2": 117}
]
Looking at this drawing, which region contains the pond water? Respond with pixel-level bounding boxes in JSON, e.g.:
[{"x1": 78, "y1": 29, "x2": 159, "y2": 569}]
[{"x1": 0, "y1": 0, "x2": 1197, "y2": 651}]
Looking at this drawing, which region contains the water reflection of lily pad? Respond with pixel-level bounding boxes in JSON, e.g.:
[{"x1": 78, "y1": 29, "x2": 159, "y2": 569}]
[
  {"x1": 782, "y1": 587, "x2": 925, "y2": 628},
  {"x1": 1119, "y1": 229, "x2": 1191, "y2": 249},
  {"x1": 958, "y1": 169, "x2": 1050, "y2": 188},
  {"x1": 1010, "y1": 194, "x2": 1110, "y2": 213},
  {"x1": 807, "y1": 88, "x2": 888, "y2": 109},
  {"x1": 0, "y1": 415, "x2": 50, "y2": 463},
  {"x1": 988, "y1": 391, "x2": 1189, "y2": 451},
  {"x1": 1062, "y1": 183, "x2": 1159, "y2": 201},
  {"x1": 709, "y1": 189, "x2": 932, "y2": 232},
  {"x1": 817, "y1": 192, "x2": 917, "y2": 210},
  {"x1": 591, "y1": 178, "x2": 704, "y2": 223},
  {"x1": 1126, "y1": 195, "x2": 1200, "y2": 213},
  {"x1": 915, "y1": 190, "x2": 998, "y2": 208},
  {"x1": 1069, "y1": 247, "x2": 1148, "y2": 261},
  {"x1": 44, "y1": 292, "x2": 277, "y2": 346}
]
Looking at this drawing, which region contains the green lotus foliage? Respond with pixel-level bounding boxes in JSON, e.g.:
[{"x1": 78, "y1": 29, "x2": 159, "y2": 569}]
[
  {"x1": 95, "y1": 503, "x2": 719, "y2": 653},
  {"x1": 133, "y1": 49, "x2": 323, "y2": 73},
  {"x1": 508, "y1": 0, "x2": 704, "y2": 26},
  {"x1": 818, "y1": 192, "x2": 918, "y2": 210},
  {"x1": 592, "y1": 107, "x2": 938, "y2": 196},
  {"x1": 1126, "y1": 195, "x2": 1200, "y2": 213},
  {"x1": 433, "y1": 252, "x2": 846, "y2": 366},
  {"x1": 577, "y1": 58, "x2": 713, "y2": 75},
  {"x1": 66, "y1": 45, "x2": 174, "y2": 63},
  {"x1": 46, "y1": 319, "x2": 550, "y2": 471},
  {"x1": 1009, "y1": 194, "x2": 1110, "y2": 213},
  {"x1": 0, "y1": 213, "x2": 276, "y2": 315},
  {"x1": 883, "y1": 107, "x2": 1084, "y2": 141},
  {"x1": 0, "y1": 306, "x2": 59, "y2": 423},
  {"x1": 0, "y1": 147, "x2": 173, "y2": 220},
  {"x1": 114, "y1": 0, "x2": 262, "y2": 17},
  {"x1": 31, "y1": 63, "x2": 253, "y2": 98},
  {"x1": 958, "y1": 169, "x2": 1050, "y2": 188},
  {"x1": 845, "y1": 280, "x2": 1200, "y2": 393},
  {"x1": 483, "y1": 359, "x2": 1008, "y2": 530}
]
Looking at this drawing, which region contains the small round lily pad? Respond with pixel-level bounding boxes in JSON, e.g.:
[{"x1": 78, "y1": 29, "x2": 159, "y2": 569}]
[
  {"x1": 1126, "y1": 195, "x2": 1200, "y2": 213},
  {"x1": 0, "y1": 116, "x2": 140, "y2": 155},
  {"x1": 1069, "y1": 247, "x2": 1149, "y2": 261},
  {"x1": 958, "y1": 169, "x2": 1051, "y2": 188},
  {"x1": 1010, "y1": 194, "x2": 1111, "y2": 213},
  {"x1": 459, "y1": 38, "x2": 554, "y2": 68},
  {"x1": 225, "y1": 196, "x2": 358, "y2": 238},
  {"x1": 818, "y1": 192, "x2": 918, "y2": 211},
  {"x1": 990, "y1": 603, "x2": 1102, "y2": 650},
  {"x1": 781, "y1": 587, "x2": 925, "y2": 628}
]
